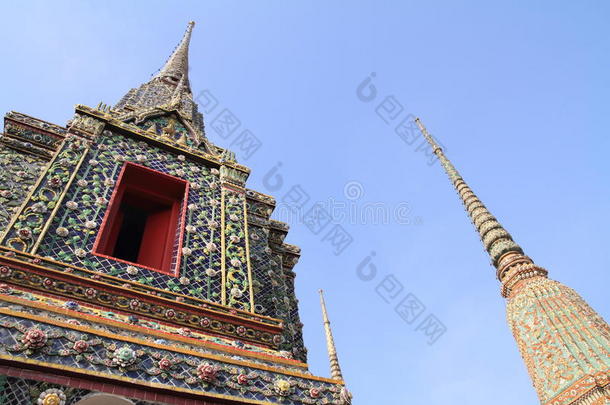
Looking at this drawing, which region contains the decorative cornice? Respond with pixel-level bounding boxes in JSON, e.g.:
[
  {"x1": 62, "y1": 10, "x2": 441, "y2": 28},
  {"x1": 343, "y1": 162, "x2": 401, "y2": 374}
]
[
  {"x1": 0, "y1": 354, "x2": 336, "y2": 405},
  {"x1": 547, "y1": 372, "x2": 609, "y2": 405},
  {"x1": 0, "y1": 247, "x2": 285, "y2": 345},
  {"x1": 4, "y1": 111, "x2": 67, "y2": 138},
  {"x1": 0, "y1": 133, "x2": 54, "y2": 160},
  {"x1": 0, "y1": 293, "x2": 305, "y2": 370},
  {"x1": 75, "y1": 104, "x2": 251, "y2": 176},
  {"x1": 0, "y1": 301, "x2": 340, "y2": 383},
  {"x1": 497, "y1": 252, "x2": 548, "y2": 298}
]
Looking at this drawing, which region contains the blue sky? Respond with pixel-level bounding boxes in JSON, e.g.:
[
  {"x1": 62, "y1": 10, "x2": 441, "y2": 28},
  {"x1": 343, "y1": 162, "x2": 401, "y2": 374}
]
[{"x1": 1, "y1": 1, "x2": 609, "y2": 404}]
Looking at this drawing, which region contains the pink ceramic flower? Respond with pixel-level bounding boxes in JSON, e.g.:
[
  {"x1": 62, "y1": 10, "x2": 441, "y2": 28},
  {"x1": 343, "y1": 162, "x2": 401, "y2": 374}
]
[
  {"x1": 158, "y1": 357, "x2": 172, "y2": 371},
  {"x1": 73, "y1": 340, "x2": 89, "y2": 353},
  {"x1": 196, "y1": 363, "x2": 219, "y2": 382},
  {"x1": 309, "y1": 388, "x2": 321, "y2": 398},
  {"x1": 22, "y1": 328, "x2": 47, "y2": 348}
]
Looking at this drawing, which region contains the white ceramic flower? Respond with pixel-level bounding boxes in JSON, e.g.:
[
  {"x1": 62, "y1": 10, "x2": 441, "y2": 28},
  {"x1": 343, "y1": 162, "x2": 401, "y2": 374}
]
[
  {"x1": 84, "y1": 220, "x2": 97, "y2": 229},
  {"x1": 185, "y1": 225, "x2": 196, "y2": 233},
  {"x1": 74, "y1": 248, "x2": 87, "y2": 258},
  {"x1": 32, "y1": 202, "x2": 47, "y2": 213},
  {"x1": 66, "y1": 201, "x2": 78, "y2": 210},
  {"x1": 77, "y1": 179, "x2": 88, "y2": 187},
  {"x1": 230, "y1": 258, "x2": 241, "y2": 267},
  {"x1": 229, "y1": 214, "x2": 239, "y2": 222},
  {"x1": 126, "y1": 266, "x2": 138, "y2": 275},
  {"x1": 205, "y1": 268, "x2": 217, "y2": 277},
  {"x1": 182, "y1": 247, "x2": 192, "y2": 256},
  {"x1": 56, "y1": 227, "x2": 69, "y2": 237},
  {"x1": 206, "y1": 242, "x2": 218, "y2": 252},
  {"x1": 179, "y1": 277, "x2": 190, "y2": 285}
]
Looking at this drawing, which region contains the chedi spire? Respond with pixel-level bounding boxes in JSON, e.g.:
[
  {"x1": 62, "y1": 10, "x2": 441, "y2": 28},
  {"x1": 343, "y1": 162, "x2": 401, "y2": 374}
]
[
  {"x1": 113, "y1": 21, "x2": 206, "y2": 146},
  {"x1": 319, "y1": 289, "x2": 344, "y2": 380},
  {"x1": 415, "y1": 118, "x2": 610, "y2": 405},
  {"x1": 319, "y1": 290, "x2": 352, "y2": 404},
  {"x1": 155, "y1": 21, "x2": 195, "y2": 86}
]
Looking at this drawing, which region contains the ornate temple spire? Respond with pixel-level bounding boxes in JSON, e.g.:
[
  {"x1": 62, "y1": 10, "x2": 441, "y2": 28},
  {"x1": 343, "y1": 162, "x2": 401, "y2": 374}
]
[
  {"x1": 319, "y1": 290, "x2": 344, "y2": 381},
  {"x1": 415, "y1": 118, "x2": 610, "y2": 405},
  {"x1": 155, "y1": 21, "x2": 195, "y2": 87},
  {"x1": 112, "y1": 21, "x2": 207, "y2": 148},
  {"x1": 414, "y1": 118, "x2": 525, "y2": 273}
]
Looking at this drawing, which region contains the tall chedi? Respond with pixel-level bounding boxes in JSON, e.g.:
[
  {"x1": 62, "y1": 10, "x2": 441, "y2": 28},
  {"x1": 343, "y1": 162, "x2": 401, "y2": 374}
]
[
  {"x1": 415, "y1": 119, "x2": 610, "y2": 405},
  {"x1": 0, "y1": 22, "x2": 351, "y2": 404}
]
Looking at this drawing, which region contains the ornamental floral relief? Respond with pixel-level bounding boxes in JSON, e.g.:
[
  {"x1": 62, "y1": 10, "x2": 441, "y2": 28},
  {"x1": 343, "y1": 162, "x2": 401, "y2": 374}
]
[
  {"x1": 0, "y1": 314, "x2": 342, "y2": 404},
  {"x1": 1, "y1": 135, "x2": 90, "y2": 252},
  {"x1": 0, "y1": 148, "x2": 46, "y2": 230},
  {"x1": 507, "y1": 276, "x2": 610, "y2": 404},
  {"x1": 69, "y1": 113, "x2": 105, "y2": 137},
  {"x1": 4, "y1": 120, "x2": 63, "y2": 148},
  {"x1": 5, "y1": 127, "x2": 301, "y2": 325},
  {"x1": 34, "y1": 132, "x2": 226, "y2": 303},
  {"x1": 223, "y1": 189, "x2": 251, "y2": 311},
  {"x1": 37, "y1": 388, "x2": 67, "y2": 405}
]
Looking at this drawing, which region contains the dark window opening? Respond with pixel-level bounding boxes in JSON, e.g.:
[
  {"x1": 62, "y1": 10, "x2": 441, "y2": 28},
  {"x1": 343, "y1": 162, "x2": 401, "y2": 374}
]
[
  {"x1": 93, "y1": 163, "x2": 188, "y2": 275},
  {"x1": 112, "y1": 203, "x2": 148, "y2": 263}
]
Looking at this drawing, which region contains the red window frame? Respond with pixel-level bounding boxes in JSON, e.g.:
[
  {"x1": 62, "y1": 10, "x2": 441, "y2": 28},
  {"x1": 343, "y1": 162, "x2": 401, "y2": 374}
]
[{"x1": 92, "y1": 162, "x2": 189, "y2": 276}]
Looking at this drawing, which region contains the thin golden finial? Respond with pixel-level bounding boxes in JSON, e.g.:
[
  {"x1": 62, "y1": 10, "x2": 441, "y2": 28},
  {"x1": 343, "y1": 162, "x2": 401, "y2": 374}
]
[
  {"x1": 155, "y1": 21, "x2": 196, "y2": 84},
  {"x1": 414, "y1": 118, "x2": 527, "y2": 277},
  {"x1": 319, "y1": 289, "x2": 344, "y2": 380}
]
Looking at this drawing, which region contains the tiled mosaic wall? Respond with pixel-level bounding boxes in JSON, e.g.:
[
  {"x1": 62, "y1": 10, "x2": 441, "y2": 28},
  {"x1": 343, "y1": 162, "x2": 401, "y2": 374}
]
[
  {"x1": 0, "y1": 120, "x2": 308, "y2": 361},
  {"x1": 0, "y1": 147, "x2": 47, "y2": 230}
]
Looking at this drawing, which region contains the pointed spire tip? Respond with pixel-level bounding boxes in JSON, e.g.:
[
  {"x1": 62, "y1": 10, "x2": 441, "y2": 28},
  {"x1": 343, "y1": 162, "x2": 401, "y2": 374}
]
[
  {"x1": 154, "y1": 21, "x2": 196, "y2": 84},
  {"x1": 319, "y1": 289, "x2": 344, "y2": 380}
]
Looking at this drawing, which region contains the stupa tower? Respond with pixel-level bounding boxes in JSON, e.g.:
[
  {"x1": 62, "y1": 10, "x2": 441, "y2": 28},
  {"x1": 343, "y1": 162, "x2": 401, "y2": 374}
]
[
  {"x1": 415, "y1": 118, "x2": 610, "y2": 405},
  {"x1": 0, "y1": 22, "x2": 350, "y2": 405}
]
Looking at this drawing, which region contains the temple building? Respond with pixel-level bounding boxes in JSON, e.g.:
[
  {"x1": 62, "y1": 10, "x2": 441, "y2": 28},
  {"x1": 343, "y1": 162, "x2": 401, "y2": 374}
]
[
  {"x1": 0, "y1": 22, "x2": 352, "y2": 405},
  {"x1": 1, "y1": 18, "x2": 608, "y2": 405},
  {"x1": 415, "y1": 119, "x2": 610, "y2": 405}
]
